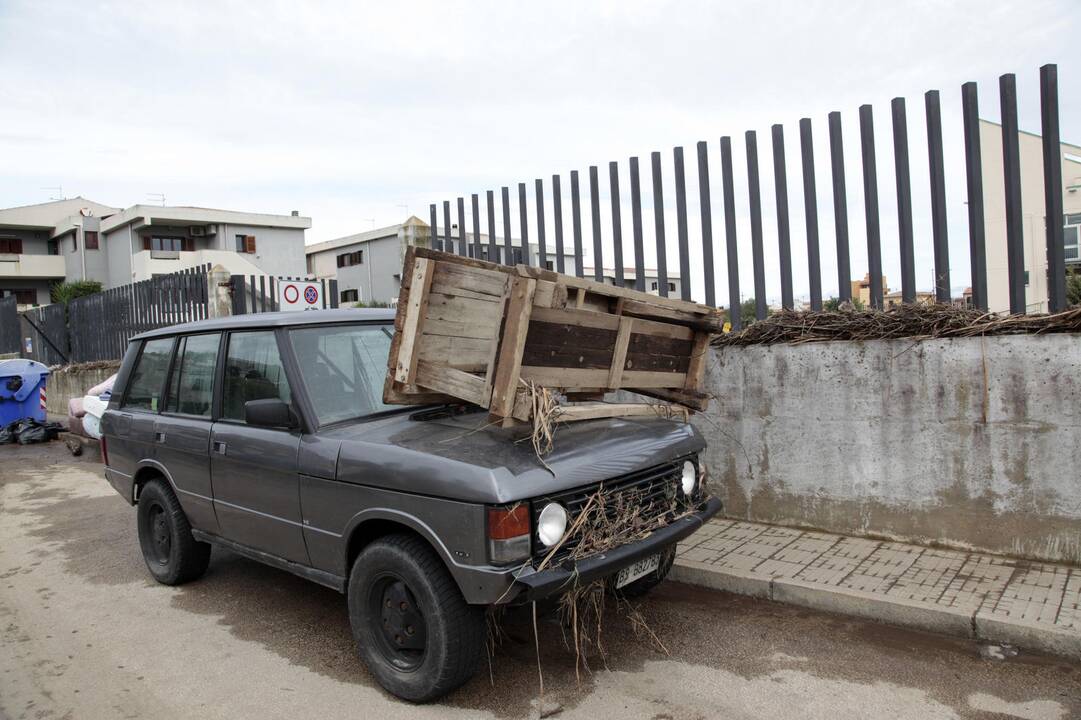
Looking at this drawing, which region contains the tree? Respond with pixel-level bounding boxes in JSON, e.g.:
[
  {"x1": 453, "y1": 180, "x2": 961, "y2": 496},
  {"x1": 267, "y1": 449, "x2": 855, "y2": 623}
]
[
  {"x1": 823, "y1": 296, "x2": 865, "y2": 312},
  {"x1": 50, "y1": 280, "x2": 102, "y2": 305},
  {"x1": 1067, "y1": 269, "x2": 1081, "y2": 307}
]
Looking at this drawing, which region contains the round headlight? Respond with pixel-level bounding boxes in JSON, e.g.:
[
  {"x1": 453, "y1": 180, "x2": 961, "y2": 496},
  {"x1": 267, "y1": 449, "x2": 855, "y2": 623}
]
[
  {"x1": 681, "y1": 460, "x2": 697, "y2": 495},
  {"x1": 537, "y1": 503, "x2": 568, "y2": 547}
]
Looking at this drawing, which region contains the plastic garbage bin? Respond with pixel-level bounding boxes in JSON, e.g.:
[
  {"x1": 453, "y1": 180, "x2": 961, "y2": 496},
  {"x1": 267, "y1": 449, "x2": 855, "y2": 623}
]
[{"x1": 0, "y1": 359, "x2": 51, "y2": 425}]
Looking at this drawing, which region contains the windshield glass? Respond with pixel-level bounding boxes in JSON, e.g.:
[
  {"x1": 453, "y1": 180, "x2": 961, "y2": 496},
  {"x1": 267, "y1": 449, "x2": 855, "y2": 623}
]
[{"x1": 289, "y1": 322, "x2": 396, "y2": 425}]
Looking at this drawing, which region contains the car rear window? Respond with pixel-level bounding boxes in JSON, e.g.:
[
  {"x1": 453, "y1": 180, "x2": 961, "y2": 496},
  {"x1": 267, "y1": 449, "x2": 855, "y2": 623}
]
[
  {"x1": 289, "y1": 323, "x2": 395, "y2": 425},
  {"x1": 123, "y1": 338, "x2": 174, "y2": 411}
]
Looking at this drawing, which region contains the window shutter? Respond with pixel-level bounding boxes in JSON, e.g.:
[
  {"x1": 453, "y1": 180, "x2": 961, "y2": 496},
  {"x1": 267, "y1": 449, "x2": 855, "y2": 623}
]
[
  {"x1": 143, "y1": 236, "x2": 151, "y2": 251},
  {"x1": 183, "y1": 237, "x2": 194, "y2": 252},
  {"x1": 337, "y1": 254, "x2": 345, "y2": 268},
  {"x1": 245, "y1": 235, "x2": 256, "y2": 254}
]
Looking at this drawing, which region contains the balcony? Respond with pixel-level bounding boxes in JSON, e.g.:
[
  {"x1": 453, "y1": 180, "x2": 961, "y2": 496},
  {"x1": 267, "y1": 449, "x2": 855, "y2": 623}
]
[{"x1": 0, "y1": 253, "x2": 66, "y2": 279}]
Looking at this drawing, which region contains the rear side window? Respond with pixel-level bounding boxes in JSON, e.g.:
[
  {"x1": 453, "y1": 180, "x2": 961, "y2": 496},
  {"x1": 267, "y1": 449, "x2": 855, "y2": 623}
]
[
  {"x1": 165, "y1": 333, "x2": 220, "y2": 417},
  {"x1": 123, "y1": 338, "x2": 174, "y2": 411},
  {"x1": 222, "y1": 331, "x2": 291, "y2": 421}
]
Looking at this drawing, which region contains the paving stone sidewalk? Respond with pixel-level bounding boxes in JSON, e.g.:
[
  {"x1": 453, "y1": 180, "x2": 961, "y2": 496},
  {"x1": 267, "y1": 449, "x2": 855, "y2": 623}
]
[{"x1": 672, "y1": 519, "x2": 1081, "y2": 660}]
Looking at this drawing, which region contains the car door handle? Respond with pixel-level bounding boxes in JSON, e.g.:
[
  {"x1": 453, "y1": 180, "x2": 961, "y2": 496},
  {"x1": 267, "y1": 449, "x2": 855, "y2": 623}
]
[
  {"x1": 154, "y1": 432, "x2": 166, "y2": 444},
  {"x1": 212, "y1": 441, "x2": 227, "y2": 455}
]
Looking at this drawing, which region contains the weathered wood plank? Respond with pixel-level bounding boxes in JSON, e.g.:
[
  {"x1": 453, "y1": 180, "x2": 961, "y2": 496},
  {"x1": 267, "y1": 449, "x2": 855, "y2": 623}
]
[
  {"x1": 424, "y1": 292, "x2": 505, "y2": 327},
  {"x1": 556, "y1": 402, "x2": 687, "y2": 423},
  {"x1": 608, "y1": 317, "x2": 634, "y2": 388},
  {"x1": 417, "y1": 335, "x2": 493, "y2": 372},
  {"x1": 519, "y1": 366, "x2": 686, "y2": 388},
  {"x1": 394, "y1": 257, "x2": 434, "y2": 384},
  {"x1": 683, "y1": 331, "x2": 711, "y2": 392},
  {"x1": 422, "y1": 317, "x2": 498, "y2": 340},
  {"x1": 431, "y1": 261, "x2": 508, "y2": 297},
  {"x1": 630, "y1": 387, "x2": 710, "y2": 411},
  {"x1": 530, "y1": 306, "x2": 620, "y2": 331},
  {"x1": 414, "y1": 360, "x2": 489, "y2": 405},
  {"x1": 489, "y1": 276, "x2": 537, "y2": 417}
]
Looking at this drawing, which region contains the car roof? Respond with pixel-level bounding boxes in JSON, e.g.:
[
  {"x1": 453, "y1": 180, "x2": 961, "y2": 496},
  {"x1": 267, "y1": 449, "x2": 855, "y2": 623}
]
[{"x1": 130, "y1": 308, "x2": 396, "y2": 341}]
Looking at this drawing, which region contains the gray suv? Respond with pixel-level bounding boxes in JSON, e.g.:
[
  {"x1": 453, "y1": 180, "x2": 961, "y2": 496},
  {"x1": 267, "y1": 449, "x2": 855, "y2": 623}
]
[{"x1": 101, "y1": 309, "x2": 720, "y2": 702}]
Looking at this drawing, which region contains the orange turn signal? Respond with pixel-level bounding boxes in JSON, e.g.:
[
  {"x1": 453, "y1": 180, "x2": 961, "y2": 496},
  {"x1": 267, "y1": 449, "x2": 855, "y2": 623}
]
[{"x1": 487, "y1": 505, "x2": 530, "y2": 540}]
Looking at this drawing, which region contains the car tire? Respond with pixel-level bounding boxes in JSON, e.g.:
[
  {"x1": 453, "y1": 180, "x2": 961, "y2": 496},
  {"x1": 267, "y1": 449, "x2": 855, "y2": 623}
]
[
  {"x1": 136, "y1": 478, "x2": 211, "y2": 585},
  {"x1": 348, "y1": 533, "x2": 484, "y2": 703},
  {"x1": 611, "y1": 545, "x2": 676, "y2": 599}
]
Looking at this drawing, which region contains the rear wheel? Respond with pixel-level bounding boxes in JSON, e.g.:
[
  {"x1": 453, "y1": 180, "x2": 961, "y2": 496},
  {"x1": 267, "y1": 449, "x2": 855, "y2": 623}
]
[
  {"x1": 348, "y1": 534, "x2": 484, "y2": 702},
  {"x1": 136, "y1": 478, "x2": 211, "y2": 585}
]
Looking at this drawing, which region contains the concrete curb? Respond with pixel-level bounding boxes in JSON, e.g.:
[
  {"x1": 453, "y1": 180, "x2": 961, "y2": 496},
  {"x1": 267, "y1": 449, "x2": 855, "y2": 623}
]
[{"x1": 673, "y1": 556, "x2": 1081, "y2": 660}]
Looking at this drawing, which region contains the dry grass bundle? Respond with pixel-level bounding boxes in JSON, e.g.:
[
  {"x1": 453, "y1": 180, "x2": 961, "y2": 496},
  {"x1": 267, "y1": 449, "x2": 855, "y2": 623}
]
[{"x1": 714, "y1": 304, "x2": 1081, "y2": 347}]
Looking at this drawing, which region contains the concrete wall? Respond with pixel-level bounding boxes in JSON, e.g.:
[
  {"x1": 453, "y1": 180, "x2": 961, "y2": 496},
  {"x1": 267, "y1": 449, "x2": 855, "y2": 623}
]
[
  {"x1": 44, "y1": 361, "x2": 121, "y2": 416},
  {"x1": 698, "y1": 335, "x2": 1081, "y2": 564}
]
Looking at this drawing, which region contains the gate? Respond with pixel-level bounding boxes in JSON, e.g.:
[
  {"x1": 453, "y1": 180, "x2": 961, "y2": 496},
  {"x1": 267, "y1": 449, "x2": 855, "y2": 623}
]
[
  {"x1": 19, "y1": 303, "x2": 69, "y2": 365},
  {"x1": 0, "y1": 296, "x2": 19, "y2": 356}
]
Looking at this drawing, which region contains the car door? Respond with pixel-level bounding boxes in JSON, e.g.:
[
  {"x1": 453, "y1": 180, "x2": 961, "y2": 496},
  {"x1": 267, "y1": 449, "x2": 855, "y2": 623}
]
[
  {"x1": 112, "y1": 336, "x2": 175, "y2": 477},
  {"x1": 209, "y1": 329, "x2": 308, "y2": 564},
  {"x1": 154, "y1": 332, "x2": 221, "y2": 534}
]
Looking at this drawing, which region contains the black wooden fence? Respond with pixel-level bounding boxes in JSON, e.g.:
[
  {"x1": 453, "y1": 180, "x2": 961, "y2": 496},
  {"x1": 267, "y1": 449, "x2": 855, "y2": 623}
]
[
  {"x1": 230, "y1": 274, "x2": 338, "y2": 314},
  {"x1": 67, "y1": 265, "x2": 212, "y2": 363},
  {"x1": 0, "y1": 296, "x2": 20, "y2": 356},
  {"x1": 429, "y1": 64, "x2": 1067, "y2": 329}
]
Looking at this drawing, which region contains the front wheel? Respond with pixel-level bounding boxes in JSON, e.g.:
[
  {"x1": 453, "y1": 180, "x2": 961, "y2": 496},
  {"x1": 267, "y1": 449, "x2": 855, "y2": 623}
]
[
  {"x1": 136, "y1": 478, "x2": 211, "y2": 585},
  {"x1": 348, "y1": 534, "x2": 484, "y2": 703}
]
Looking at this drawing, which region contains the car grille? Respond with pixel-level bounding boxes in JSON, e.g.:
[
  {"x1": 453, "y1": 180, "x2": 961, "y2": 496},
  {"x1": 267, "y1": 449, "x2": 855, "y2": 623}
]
[{"x1": 530, "y1": 457, "x2": 692, "y2": 563}]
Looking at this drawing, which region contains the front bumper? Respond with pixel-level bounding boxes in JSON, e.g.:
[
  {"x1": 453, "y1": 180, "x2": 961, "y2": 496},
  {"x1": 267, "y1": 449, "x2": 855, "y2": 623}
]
[{"x1": 508, "y1": 495, "x2": 722, "y2": 602}]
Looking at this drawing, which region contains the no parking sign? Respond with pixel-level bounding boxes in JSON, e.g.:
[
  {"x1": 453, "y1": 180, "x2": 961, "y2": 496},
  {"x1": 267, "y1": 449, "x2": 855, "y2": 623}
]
[{"x1": 278, "y1": 281, "x2": 322, "y2": 311}]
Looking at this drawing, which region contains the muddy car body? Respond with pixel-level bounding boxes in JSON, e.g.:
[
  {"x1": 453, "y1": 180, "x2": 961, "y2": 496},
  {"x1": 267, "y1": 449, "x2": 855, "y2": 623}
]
[{"x1": 101, "y1": 309, "x2": 720, "y2": 700}]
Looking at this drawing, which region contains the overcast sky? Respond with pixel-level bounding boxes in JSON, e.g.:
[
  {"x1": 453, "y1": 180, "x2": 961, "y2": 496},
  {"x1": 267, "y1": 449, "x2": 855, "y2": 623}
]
[{"x1": 1, "y1": 1, "x2": 1078, "y2": 305}]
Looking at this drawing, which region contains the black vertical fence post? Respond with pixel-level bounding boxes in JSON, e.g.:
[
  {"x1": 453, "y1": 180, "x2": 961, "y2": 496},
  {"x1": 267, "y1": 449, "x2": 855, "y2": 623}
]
[
  {"x1": 429, "y1": 204, "x2": 439, "y2": 251},
  {"x1": 457, "y1": 197, "x2": 468, "y2": 257},
  {"x1": 961, "y1": 81, "x2": 987, "y2": 311},
  {"x1": 486, "y1": 190, "x2": 497, "y2": 263},
  {"x1": 570, "y1": 171, "x2": 584, "y2": 277},
  {"x1": 442, "y1": 200, "x2": 452, "y2": 255},
  {"x1": 552, "y1": 175, "x2": 566, "y2": 273},
  {"x1": 696, "y1": 141, "x2": 716, "y2": 308},
  {"x1": 829, "y1": 111, "x2": 852, "y2": 302},
  {"x1": 535, "y1": 180, "x2": 547, "y2": 269},
  {"x1": 859, "y1": 104, "x2": 884, "y2": 309},
  {"x1": 471, "y1": 193, "x2": 481, "y2": 259},
  {"x1": 650, "y1": 151, "x2": 669, "y2": 298},
  {"x1": 589, "y1": 166, "x2": 603, "y2": 281},
  {"x1": 800, "y1": 118, "x2": 823, "y2": 311},
  {"x1": 518, "y1": 182, "x2": 530, "y2": 266},
  {"x1": 501, "y1": 186, "x2": 513, "y2": 266},
  {"x1": 1041, "y1": 63, "x2": 1066, "y2": 313},
  {"x1": 609, "y1": 161, "x2": 624, "y2": 287},
  {"x1": 1000, "y1": 73, "x2": 1026, "y2": 314},
  {"x1": 673, "y1": 147, "x2": 692, "y2": 301},
  {"x1": 720, "y1": 136, "x2": 741, "y2": 329},
  {"x1": 629, "y1": 157, "x2": 646, "y2": 292},
  {"x1": 926, "y1": 90, "x2": 951, "y2": 302},
  {"x1": 745, "y1": 131, "x2": 767, "y2": 319},
  {"x1": 772, "y1": 124, "x2": 793, "y2": 309},
  {"x1": 891, "y1": 97, "x2": 916, "y2": 304}
]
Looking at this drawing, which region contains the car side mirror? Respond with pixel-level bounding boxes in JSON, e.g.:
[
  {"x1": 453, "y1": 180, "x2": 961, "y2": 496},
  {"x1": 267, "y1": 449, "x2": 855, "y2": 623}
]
[{"x1": 244, "y1": 399, "x2": 298, "y2": 429}]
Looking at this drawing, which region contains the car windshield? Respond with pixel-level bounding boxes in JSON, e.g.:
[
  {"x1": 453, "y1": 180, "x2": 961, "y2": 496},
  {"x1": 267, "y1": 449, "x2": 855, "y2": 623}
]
[{"x1": 289, "y1": 322, "x2": 396, "y2": 425}]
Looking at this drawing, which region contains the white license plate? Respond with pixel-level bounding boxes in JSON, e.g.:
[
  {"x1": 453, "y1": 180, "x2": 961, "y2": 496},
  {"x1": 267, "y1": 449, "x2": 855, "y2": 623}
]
[{"x1": 615, "y1": 552, "x2": 661, "y2": 588}]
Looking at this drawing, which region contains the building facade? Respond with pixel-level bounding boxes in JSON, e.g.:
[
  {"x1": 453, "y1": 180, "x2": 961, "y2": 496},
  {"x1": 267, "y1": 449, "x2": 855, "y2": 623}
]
[
  {"x1": 582, "y1": 266, "x2": 682, "y2": 297},
  {"x1": 980, "y1": 119, "x2": 1081, "y2": 314},
  {"x1": 0, "y1": 198, "x2": 311, "y2": 308}
]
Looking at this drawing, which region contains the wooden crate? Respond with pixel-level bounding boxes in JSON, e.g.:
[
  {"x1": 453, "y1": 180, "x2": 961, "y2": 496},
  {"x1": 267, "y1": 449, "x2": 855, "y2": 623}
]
[{"x1": 384, "y1": 247, "x2": 721, "y2": 422}]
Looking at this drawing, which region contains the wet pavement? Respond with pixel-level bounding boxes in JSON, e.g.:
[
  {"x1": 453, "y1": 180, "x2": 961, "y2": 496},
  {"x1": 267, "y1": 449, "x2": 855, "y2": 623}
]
[{"x1": 2, "y1": 441, "x2": 1080, "y2": 719}]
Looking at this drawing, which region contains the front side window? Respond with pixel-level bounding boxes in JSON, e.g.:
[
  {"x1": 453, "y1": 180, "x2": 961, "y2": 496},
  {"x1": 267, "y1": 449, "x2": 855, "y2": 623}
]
[
  {"x1": 123, "y1": 338, "x2": 174, "y2": 411},
  {"x1": 166, "y1": 333, "x2": 220, "y2": 417},
  {"x1": 289, "y1": 323, "x2": 394, "y2": 425},
  {"x1": 222, "y1": 331, "x2": 291, "y2": 421}
]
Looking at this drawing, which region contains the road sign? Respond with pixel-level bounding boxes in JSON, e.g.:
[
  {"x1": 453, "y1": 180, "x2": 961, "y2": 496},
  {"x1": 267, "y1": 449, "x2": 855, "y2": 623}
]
[{"x1": 278, "y1": 281, "x2": 322, "y2": 312}]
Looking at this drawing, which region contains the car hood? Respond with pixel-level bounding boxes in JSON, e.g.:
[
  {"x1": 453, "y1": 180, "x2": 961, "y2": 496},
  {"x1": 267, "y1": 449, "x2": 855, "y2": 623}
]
[{"x1": 318, "y1": 408, "x2": 704, "y2": 504}]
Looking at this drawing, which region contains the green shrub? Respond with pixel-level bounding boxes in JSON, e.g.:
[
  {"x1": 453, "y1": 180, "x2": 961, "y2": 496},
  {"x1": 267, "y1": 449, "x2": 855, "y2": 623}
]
[{"x1": 50, "y1": 280, "x2": 102, "y2": 305}]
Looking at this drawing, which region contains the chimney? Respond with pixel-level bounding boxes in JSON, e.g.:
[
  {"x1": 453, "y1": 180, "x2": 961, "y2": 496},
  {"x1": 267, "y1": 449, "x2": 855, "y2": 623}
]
[{"x1": 291, "y1": 210, "x2": 299, "y2": 217}]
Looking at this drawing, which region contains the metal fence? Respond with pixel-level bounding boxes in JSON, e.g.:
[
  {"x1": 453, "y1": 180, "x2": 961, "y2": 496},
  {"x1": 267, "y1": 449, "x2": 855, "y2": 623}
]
[
  {"x1": 20, "y1": 303, "x2": 69, "y2": 365},
  {"x1": 230, "y1": 274, "x2": 339, "y2": 315},
  {"x1": 67, "y1": 265, "x2": 212, "y2": 363},
  {"x1": 0, "y1": 296, "x2": 19, "y2": 356},
  {"x1": 428, "y1": 64, "x2": 1066, "y2": 329}
]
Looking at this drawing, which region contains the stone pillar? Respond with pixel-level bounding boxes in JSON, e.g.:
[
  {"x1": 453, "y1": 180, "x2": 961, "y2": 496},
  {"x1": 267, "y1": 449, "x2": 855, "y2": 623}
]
[{"x1": 206, "y1": 265, "x2": 233, "y2": 318}]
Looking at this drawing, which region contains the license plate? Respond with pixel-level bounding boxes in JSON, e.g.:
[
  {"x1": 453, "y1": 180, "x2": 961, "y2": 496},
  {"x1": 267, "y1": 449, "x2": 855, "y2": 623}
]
[{"x1": 615, "y1": 552, "x2": 661, "y2": 588}]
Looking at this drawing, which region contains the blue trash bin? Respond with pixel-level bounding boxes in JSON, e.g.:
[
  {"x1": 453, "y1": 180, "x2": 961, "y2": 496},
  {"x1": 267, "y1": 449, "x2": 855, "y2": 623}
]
[{"x1": 0, "y1": 359, "x2": 51, "y2": 425}]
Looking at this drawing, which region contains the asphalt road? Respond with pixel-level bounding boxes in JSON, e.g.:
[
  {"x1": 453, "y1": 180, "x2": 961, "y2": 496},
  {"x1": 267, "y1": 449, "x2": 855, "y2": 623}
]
[{"x1": 2, "y1": 441, "x2": 1080, "y2": 720}]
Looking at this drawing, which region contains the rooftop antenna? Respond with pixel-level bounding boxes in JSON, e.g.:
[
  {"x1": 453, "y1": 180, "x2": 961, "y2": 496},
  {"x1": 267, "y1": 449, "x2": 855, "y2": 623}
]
[
  {"x1": 396, "y1": 204, "x2": 409, "y2": 219},
  {"x1": 146, "y1": 192, "x2": 166, "y2": 207},
  {"x1": 366, "y1": 218, "x2": 376, "y2": 229},
  {"x1": 42, "y1": 185, "x2": 63, "y2": 200}
]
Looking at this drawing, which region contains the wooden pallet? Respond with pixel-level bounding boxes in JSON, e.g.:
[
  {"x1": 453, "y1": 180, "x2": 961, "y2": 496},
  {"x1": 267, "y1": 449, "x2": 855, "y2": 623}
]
[{"x1": 383, "y1": 247, "x2": 720, "y2": 422}]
